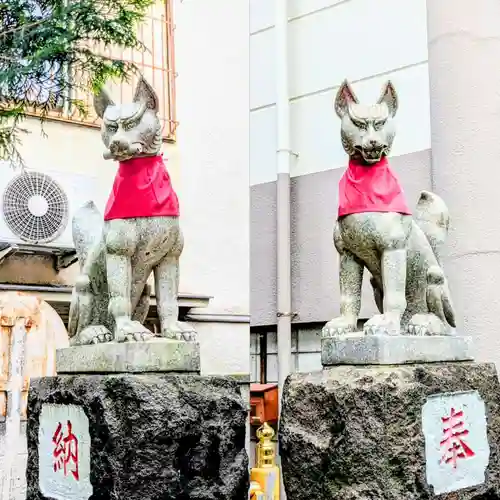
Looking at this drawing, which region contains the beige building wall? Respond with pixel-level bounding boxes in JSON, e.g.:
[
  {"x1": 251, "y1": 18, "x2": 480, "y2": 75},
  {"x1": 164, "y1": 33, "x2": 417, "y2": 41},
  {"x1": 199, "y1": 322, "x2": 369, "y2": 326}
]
[{"x1": 426, "y1": 0, "x2": 500, "y2": 366}]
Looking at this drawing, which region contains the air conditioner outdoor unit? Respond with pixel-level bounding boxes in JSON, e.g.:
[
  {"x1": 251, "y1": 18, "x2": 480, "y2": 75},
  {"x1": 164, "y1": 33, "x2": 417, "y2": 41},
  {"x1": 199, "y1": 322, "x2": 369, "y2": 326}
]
[{"x1": 0, "y1": 167, "x2": 104, "y2": 251}]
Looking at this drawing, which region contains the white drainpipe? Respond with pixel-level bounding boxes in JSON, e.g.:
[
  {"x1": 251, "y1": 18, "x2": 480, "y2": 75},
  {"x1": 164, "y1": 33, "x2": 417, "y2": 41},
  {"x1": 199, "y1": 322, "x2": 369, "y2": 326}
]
[
  {"x1": 275, "y1": 0, "x2": 292, "y2": 497},
  {"x1": 275, "y1": 0, "x2": 292, "y2": 408}
]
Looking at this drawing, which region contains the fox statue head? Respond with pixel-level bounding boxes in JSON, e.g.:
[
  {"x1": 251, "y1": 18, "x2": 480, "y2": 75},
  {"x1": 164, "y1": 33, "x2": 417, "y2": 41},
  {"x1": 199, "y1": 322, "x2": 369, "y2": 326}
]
[
  {"x1": 334, "y1": 79, "x2": 399, "y2": 165},
  {"x1": 93, "y1": 76, "x2": 162, "y2": 161}
]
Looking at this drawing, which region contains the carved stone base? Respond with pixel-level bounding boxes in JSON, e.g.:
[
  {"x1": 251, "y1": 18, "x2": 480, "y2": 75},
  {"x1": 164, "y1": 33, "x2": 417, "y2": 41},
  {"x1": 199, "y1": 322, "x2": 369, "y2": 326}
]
[
  {"x1": 322, "y1": 333, "x2": 473, "y2": 366},
  {"x1": 280, "y1": 363, "x2": 500, "y2": 499},
  {"x1": 56, "y1": 339, "x2": 200, "y2": 373},
  {"x1": 26, "y1": 374, "x2": 249, "y2": 500}
]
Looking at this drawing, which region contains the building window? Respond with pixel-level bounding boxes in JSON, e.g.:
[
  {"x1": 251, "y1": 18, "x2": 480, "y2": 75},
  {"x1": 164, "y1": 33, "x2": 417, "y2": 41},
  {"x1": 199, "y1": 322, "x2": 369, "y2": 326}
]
[
  {"x1": 250, "y1": 326, "x2": 323, "y2": 383},
  {"x1": 24, "y1": 0, "x2": 177, "y2": 141},
  {"x1": 250, "y1": 320, "x2": 372, "y2": 382}
]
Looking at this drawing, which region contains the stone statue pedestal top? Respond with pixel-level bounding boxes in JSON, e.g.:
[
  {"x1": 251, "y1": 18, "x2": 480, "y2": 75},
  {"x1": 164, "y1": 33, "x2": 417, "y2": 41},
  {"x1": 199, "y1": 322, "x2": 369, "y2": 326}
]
[
  {"x1": 322, "y1": 333, "x2": 473, "y2": 366},
  {"x1": 56, "y1": 340, "x2": 200, "y2": 374}
]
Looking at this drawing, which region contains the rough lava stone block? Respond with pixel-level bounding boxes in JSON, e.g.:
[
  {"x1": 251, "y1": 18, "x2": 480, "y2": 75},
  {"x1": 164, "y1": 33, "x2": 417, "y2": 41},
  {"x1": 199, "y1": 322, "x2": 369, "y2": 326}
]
[
  {"x1": 279, "y1": 362, "x2": 500, "y2": 500},
  {"x1": 26, "y1": 373, "x2": 249, "y2": 500}
]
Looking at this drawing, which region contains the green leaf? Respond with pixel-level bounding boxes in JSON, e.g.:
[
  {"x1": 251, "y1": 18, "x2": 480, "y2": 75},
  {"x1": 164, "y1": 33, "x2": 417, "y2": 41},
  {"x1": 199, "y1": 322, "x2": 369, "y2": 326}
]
[{"x1": 0, "y1": 0, "x2": 157, "y2": 164}]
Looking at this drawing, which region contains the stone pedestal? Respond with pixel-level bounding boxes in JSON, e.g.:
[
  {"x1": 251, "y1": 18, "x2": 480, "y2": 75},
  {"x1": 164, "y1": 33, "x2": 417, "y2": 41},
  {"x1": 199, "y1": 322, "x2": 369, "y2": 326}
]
[
  {"x1": 26, "y1": 343, "x2": 249, "y2": 500},
  {"x1": 322, "y1": 333, "x2": 474, "y2": 365},
  {"x1": 279, "y1": 361, "x2": 500, "y2": 499},
  {"x1": 56, "y1": 339, "x2": 201, "y2": 374}
]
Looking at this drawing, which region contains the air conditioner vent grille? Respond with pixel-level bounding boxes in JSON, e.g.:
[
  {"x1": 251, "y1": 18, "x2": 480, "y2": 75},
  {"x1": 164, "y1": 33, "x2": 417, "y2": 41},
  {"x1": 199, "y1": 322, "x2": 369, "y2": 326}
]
[{"x1": 2, "y1": 171, "x2": 69, "y2": 244}]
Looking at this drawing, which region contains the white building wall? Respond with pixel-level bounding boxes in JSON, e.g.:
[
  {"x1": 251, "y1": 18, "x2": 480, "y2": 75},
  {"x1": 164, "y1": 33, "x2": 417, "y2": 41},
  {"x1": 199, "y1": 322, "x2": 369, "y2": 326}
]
[
  {"x1": 173, "y1": 0, "x2": 250, "y2": 377},
  {"x1": 250, "y1": 0, "x2": 431, "y2": 186}
]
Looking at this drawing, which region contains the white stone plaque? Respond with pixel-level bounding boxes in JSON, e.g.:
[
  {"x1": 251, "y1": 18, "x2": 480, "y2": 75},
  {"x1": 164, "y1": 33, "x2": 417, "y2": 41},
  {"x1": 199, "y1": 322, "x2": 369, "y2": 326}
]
[
  {"x1": 38, "y1": 404, "x2": 93, "y2": 500},
  {"x1": 422, "y1": 390, "x2": 489, "y2": 495}
]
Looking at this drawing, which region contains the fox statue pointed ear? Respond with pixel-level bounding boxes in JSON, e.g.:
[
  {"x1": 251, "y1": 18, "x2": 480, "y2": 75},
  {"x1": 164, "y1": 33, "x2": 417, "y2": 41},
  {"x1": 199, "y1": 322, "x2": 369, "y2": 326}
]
[
  {"x1": 378, "y1": 80, "x2": 399, "y2": 117},
  {"x1": 133, "y1": 76, "x2": 159, "y2": 113},
  {"x1": 334, "y1": 80, "x2": 359, "y2": 118},
  {"x1": 93, "y1": 87, "x2": 114, "y2": 119}
]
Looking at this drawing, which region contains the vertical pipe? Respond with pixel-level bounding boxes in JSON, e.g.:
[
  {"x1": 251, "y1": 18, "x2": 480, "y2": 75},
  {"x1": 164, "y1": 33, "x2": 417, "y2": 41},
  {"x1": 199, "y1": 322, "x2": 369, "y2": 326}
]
[
  {"x1": 259, "y1": 332, "x2": 267, "y2": 383},
  {"x1": 166, "y1": 0, "x2": 177, "y2": 138},
  {"x1": 275, "y1": 0, "x2": 292, "y2": 408},
  {"x1": 275, "y1": 0, "x2": 292, "y2": 497}
]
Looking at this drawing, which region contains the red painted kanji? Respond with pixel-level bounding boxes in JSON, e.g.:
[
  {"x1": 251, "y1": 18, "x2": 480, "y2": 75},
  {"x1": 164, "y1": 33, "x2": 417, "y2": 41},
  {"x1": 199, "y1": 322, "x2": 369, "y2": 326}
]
[
  {"x1": 440, "y1": 407, "x2": 475, "y2": 468},
  {"x1": 52, "y1": 420, "x2": 80, "y2": 480}
]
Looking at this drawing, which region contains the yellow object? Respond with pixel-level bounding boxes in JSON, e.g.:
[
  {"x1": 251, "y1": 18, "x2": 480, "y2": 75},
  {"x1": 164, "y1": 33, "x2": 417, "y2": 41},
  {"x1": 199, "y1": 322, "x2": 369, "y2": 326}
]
[
  {"x1": 249, "y1": 481, "x2": 266, "y2": 500},
  {"x1": 250, "y1": 422, "x2": 280, "y2": 499}
]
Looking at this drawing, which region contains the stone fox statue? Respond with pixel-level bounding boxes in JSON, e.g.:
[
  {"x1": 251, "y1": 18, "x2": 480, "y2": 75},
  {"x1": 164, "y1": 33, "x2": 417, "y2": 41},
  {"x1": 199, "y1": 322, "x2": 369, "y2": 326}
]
[
  {"x1": 322, "y1": 79, "x2": 456, "y2": 338},
  {"x1": 68, "y1": 77, "x2": 196, "y2": 345}
]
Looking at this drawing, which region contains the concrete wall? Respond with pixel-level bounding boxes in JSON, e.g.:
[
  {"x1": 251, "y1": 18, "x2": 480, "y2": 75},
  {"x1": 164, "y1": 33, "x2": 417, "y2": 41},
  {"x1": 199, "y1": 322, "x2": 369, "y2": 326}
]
[
  {"x1": 426, "y1": 0, "x2": 500, "y2": 365},
  {"x1": 0, "y1": 423, "x2": 27, "y2": 500},
  {"x1": 250, "y1": 0, "x2": 432, "y2": 332},
  {"x1": 173, "y1": 0, "x2": 250, "y2": 377}
]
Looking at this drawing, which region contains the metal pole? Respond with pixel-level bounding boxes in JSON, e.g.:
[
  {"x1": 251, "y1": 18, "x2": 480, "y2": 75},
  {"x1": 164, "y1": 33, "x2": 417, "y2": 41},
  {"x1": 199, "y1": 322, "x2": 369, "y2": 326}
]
[
  {"x1": 275, "y1": 0, "x2": 292, "y2": 497},
  {"x1": 275, "y1": 0, "x2": 292, "y2": 412}
]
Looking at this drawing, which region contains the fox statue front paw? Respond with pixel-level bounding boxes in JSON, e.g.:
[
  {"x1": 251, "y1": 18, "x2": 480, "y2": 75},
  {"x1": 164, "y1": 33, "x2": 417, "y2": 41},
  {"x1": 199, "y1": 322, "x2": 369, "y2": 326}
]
[
  {"x1": 70, "y1": 325, "x2": 113, "y2": 346},
  {"x1": 322, "y1": 316, "x2": 357, "y2": 337},
  {"x1": 364, "y1": 313, "x2": 401, "y2": 336},
  {"x1": 115, "y1": 318, "x2": 156, "y2": 343},
  {"x1": 161, "y1": 321, "x2": 197, "y2": 342}
]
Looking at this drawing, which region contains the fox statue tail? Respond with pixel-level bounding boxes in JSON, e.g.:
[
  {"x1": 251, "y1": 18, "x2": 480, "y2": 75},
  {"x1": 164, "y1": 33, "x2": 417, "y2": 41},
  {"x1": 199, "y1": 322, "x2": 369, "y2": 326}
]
[
  {"x1": 414, "y1": 191, "x2": 456, "y2": 329},
  {"x1": 426, "y1": 266, "x2": 456, "y2": 329},
  {"x1": 414, "y1": 190, "x2": 449, "y2": 266},
  {"x1": 68, "y1": 201, "x2": 106, "y2": 338},
  {"x1": 71, "y1": 200, "x2": 104, "y2": 267}
]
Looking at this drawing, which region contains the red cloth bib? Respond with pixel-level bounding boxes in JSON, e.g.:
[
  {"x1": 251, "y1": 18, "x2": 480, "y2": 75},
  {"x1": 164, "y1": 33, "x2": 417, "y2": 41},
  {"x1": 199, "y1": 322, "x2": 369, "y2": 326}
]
[
  {"x1": 104, "y1": 154, "x2": 180, "y2": 221},
  {"x1": 338, "y1": 157, "x2": 411, "y2": 218}
]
